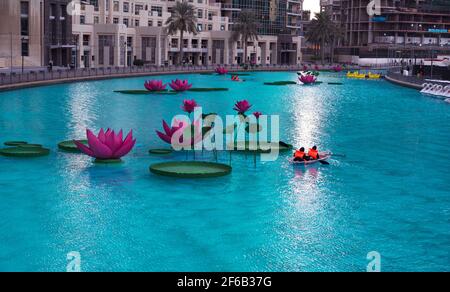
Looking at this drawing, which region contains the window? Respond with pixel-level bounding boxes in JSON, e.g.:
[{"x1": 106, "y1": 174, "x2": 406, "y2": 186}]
[
  {"x1": 135, "y1": 19, "x2": 139, "y2": 27},
  {"x1": 135, "y1": 4, "x2": 143, "y2": 15},
  {"x1": 198, "y1": 9, "x2": 203, "y2": 19},
  {"x1": 113, "y1": 1, "x2": 119, "y2": 12},
  {"x1": 21, "y1": 38, "x2": 29, "y2": 57},
  {"x1": 20, "y1": 1, "x2": 29, "y2": 36},
  {"x1": 148, "y1": 20, "x2": 153, "y2": 27},
  {"x1": 83, "y1": 35, "x2": 90, "y2": 46},
  {"x1": 123, "y1": 2, "x2": 129, "y2": 13},
  {"x1": 80, "y1": 15, "x2": 85, "y2": 24},
  {"x1": 94, "y1": 16, "x2": 99, "y2": 24},
  {"x1": 123, "y1": 18, "x2": 129, "y2": 27},
  {"x1": 151, "y1": 6, "x2": 162, "y2": 17},
  {"x1": 157, "y1": 21, "x2": 162, "y2": 27},
  {"x1": 113, "y1": 17, "x2": 119, "y2": 24}
]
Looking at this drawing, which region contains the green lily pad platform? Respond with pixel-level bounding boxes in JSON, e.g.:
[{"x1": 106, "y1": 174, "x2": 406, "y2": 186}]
[
  {"x1": 0, "y1": 147, "x2": 50, "y2": 157},
  {"x1": 264, "y1": 81, "x2": 297, "y2": 86},
  {"x1": 150, "y1": 161, "x2": 232, "y2": 178},
  {"x1": 149, "y1": 149, "x2": 173, "y2": 155},
  {"x1": 228, "y1": 73, "x2": 251, "y2": 76},
  {"x1": 18, "y1": 144, "x2": 43, "y2": 149},
  {"x1": 58, "y1": 140, "x2": 88, "y2": 152},
  {"x1": 114, "y1": 90, "x2": 178, "y2": 95},
  {"x1": 188, "y1": 88, "x2": 229, "y2": 92},
  {"x1": 227, "y1": 141, "x2": 293, "y2": 153},
  {"x1": 4, "y1": 141, "x2": 28, "y2": 146},
  {"x1": 328, "y1": 82, "x2": 343, "y2": 85}
]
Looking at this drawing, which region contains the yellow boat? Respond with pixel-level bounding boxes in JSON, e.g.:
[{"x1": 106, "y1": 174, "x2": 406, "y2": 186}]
[
  {"x1": 368, "y1": 72, "x2": 381, "y2": 79},
  {"x1": 347, "y1": 71, "x2": 381, "y2": 79}
]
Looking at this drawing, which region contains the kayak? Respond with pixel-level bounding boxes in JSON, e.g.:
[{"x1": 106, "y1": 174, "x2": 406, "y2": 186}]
[{"x1": 289, "y1": 152, "x2": 331, "y2": 165}]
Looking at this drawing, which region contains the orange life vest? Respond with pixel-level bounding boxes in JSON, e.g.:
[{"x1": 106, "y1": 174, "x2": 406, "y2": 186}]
[
  {"x1": 308, "y1": 148, "x2": 319, "y2": 160},
  {"x1": 294, "y1": 150, "x2": 305, "y2": 159}
]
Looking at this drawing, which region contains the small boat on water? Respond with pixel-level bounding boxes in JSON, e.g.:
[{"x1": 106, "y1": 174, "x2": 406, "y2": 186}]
[{"x1": 288, "y1": 152, "x2": 331, "y2": 165}]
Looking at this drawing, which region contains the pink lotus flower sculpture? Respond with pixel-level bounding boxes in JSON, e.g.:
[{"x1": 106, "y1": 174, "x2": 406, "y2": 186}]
[
  {"x1": 144, "y1": 80, "x2": 167, "y2": 91},
  {"x1": 253, "y1": 112, "x2": 262, "y2": 119},
  {"x1": 299, "y1": 74, "x2": 317, "y2": 85},
  {"x1": 156, "y1": 119, "x2": 204, "y2": 147},
  {"x1": 169, "y1": 79, "x2": 193, "y2": 92},
  {"x1": 74, "y1": 128, "x2": 136, "y2": 161},
  {"x1": 303, "y1": 65, "x2": 308, "y2": 71},
  {"x1": 215, "y1": 66, "x2": 229, "y2": 75},
  {"x1": 333, "y1": 65, "x2": 343, "y2": 72},
  {"x1": 233, "y1": 100, "x2": 252, "y2": 115},
  {"x1": 181, "y1": 99, "x2": 198, "y2": 114}
]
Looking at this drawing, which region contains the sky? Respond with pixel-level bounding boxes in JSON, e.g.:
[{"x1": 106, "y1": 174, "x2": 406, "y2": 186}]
[{"x1": 303, "y1": 0, "x2": 321, "y2": 16}]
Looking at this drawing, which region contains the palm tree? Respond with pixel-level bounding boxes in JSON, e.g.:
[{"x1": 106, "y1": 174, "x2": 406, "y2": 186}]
[
  {"x1": 165, "y1": 1, "x2": 198, "y2": 65},
  {"x1": 306, "y1": 12, "x2": 336, "y2": 64},
  {"x1": 232, "y1": 10, "x2": 259, "y2": 65}
]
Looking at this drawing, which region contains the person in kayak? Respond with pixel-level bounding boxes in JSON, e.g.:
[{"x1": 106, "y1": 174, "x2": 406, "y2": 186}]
[
  {"x1": 293, "y1": 147, "x2": 306, "y2": 161},
  {"x1": 308, "y1": 146, "x2": 320, "y2": 160}
]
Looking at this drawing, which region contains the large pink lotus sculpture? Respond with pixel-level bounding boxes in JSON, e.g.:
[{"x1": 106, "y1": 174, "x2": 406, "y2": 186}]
[
  {"x1": 215, "y1": 66, "x2": 228, "y2": 75},
  {"x1": 169, "y1": 79, "x2": 193, "y2": 92},
  {"x1": 299, "y1": 74, "x2": 317, "y2": 85},
  {"x1": 233, "y1": 100, "x2": 252, "y2": 115},
  {"x1": 74, "y1": 128, "x2": 136, "y2": 162},
  {"x1": 181, "y1": 99, "x2": 198, "y2": 114},
  {"x1": 156, "y1": 119, "x2": 203, "y2": 147},
  {"x1": 332, "y1": 65, "x2": 343, "y2": 72},
  {"x1": 144, "y1": 80, "x2": 166, "y2": 91}
]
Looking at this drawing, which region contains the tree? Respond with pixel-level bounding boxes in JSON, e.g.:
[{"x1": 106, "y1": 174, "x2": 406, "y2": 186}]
[
  {"x1": 165, "y1": 1, "x2": 198, "y2": 65},
  {"x1": 232, "y1": 10, "x2": 259, "y2": 65},
  {"x1": 306, "y1": 12, "x2": 336, "y2": 64}
]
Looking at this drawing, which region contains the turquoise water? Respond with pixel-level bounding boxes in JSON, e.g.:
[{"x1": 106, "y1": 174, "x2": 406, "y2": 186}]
[{"x1": 0, "y1": 72, "x2": 449, "y2": 272}]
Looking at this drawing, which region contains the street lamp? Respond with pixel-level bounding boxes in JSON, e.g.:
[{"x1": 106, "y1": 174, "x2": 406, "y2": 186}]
[{"x1": 21, "y1": 36, "x2": 25, "y2": 73}]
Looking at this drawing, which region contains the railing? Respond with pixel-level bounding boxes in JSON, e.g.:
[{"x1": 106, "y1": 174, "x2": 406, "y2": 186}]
[
  {"x1": 0, "y1": 63, "x2": 364, "y2": 89},
  {"x1": 386, "y1": 67, "x2": 428, "y2": 88}
]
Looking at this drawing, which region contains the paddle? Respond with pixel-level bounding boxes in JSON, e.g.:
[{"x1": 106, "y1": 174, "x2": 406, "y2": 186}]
[{"x1": 319, "y1": 160, "x2": 330, "y2": 165}]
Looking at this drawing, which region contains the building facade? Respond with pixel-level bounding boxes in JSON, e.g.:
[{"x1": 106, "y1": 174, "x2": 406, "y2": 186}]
[
  {"x1": 0, "y1": 0, "x2": 44, "y2": 68},
  {"x1": 321, "y1": 0, "x2": 450, "y2": 64},
  {"x1": 72, "y1": 0, "x2": 304, "y2": 68},
  {"x1": 43, "y1": 0, "x2": 74, "y2": 67}
]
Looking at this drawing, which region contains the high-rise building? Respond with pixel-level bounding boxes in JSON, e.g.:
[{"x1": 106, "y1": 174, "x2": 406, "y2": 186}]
[
  {"x1": 0, "y1": 0, "x2": 44, "y2": 68},
  {"x1": 43, "y1": 0, "x2": 74, "y2": 67},
  {"x1": 217, "y1": 0, "x2": 304, "y2": 64},
  {"x1": 321, "y1": 0, "x2": 450, "y2": 64},
  {"x1": 71, "y1": 0, "x2": 303, "y2": 67}
]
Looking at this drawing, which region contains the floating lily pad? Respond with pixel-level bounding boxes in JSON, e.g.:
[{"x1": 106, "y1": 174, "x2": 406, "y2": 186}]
[
  {"x1": 150, "y1": 161, "x2": 232, "y2": 178},
  {"x1": 0, "y1": 147, "x2": 50, "y2": 157},
  {"x1": 227, "y1": 141, "x2": 293, "y2": 153},
  {"x1": 328, "y1": 82, "x2": 343, "y2": 85},
  {"x1": 58, "y1": 140, "x2": 88, "y2": 152},
  {"x1": 114, "y1": 90, "x2": 178, "y2": 95},
  {"x1": 18, "y1": 144, "x2": 43, "y2": 149},
  {"x1": 149, "y1": 149, "x2": 173, "y2": 155},
  {"x1": 264, "y1": 81, "x2": 297, "y2": 86},
  {"x1": 188, "y1": 88, "x2": 229, "y2": 92},
  {"x1": 228, "y1": 73, "x2": 250, "y2": 76},
  {"x1": 94, "y1": 158, "x2": 123, "y2": 164},
  {"x1": 4, "y1": 141, "x2": 28, "y2": 146}
]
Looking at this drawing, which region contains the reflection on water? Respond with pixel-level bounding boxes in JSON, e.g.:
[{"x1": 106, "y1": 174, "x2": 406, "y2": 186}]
[{"x1": 66, "y1": 83, "x2": 99, "y2": 139}]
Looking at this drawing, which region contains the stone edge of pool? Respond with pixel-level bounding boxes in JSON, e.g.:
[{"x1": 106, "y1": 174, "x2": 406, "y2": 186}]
[
  {"x1": 385, "y1": 74, "x2": 422, "y2": 90},
  {"x1": 0, "y1": 67, "x2": 366, "y2": 92}
]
